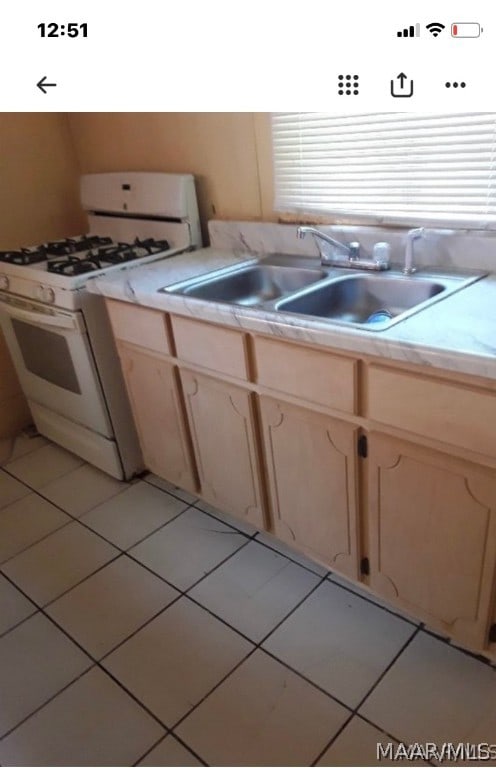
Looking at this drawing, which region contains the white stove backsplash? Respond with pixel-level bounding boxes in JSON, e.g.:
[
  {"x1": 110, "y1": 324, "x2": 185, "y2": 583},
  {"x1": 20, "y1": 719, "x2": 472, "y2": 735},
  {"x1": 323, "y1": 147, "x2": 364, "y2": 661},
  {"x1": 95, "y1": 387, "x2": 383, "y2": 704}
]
[{"x1": 208, "y1": 220, "x2": 496, "y2": 273}]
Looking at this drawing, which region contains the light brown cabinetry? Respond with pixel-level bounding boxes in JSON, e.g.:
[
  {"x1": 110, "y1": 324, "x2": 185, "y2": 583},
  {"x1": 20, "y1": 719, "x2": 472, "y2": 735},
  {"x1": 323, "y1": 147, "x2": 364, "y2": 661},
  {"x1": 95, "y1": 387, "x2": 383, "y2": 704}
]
[
  {"x1": 367, "y1": 364, "x2": 496, "y2": 458},
  {"x1": 172, "y1": 315, "x2": 249, "y2": 380},
  {"x1": 105, "y1": 296, "x2": 496, "y2": 657},
  {"x1": 255, "y1": 336, "x2": 357, "y2": 414},
  {"x1": 181, "y1": 369, "x2": 266, "y2": 528},
  {"x1": 367, "y1": 432, "x2": 496, "y2": 649},
  {"x1": 107, "y1": 299, "x2": 171, "y2": 356},
  {"x1": 118, "y1": 345, "x2": 197, "y2": 493},
  {"x1": 260, "y1": 396, "x2": 359, "y2": 578}
]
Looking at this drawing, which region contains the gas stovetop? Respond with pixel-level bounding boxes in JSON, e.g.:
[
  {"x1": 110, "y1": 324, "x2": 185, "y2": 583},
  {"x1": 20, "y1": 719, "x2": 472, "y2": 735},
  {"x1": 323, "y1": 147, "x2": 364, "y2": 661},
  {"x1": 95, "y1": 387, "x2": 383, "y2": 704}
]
[{"x1": 0, "y1": 235, "x2": 172, "y2": 275}]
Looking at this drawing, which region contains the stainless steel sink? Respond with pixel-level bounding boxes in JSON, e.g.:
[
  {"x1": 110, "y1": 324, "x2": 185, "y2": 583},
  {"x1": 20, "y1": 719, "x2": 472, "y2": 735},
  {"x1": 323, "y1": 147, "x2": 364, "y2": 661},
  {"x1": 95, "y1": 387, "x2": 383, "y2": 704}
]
[
  {"x1": 276, "y1": 273, "x2": 451, "y2": 329},
  {"x1": 162, "y1": 254, "x2": 485, "y2": 332},
  {"x1": 164, "y1": 263, "x2": 327, "y2": 307}
]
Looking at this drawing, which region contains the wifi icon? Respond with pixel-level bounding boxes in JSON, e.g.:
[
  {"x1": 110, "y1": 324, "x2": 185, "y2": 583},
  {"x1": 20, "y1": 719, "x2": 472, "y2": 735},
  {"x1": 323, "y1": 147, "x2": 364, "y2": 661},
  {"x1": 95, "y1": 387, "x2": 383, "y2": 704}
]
[{"x1": 426, "y1": 22, "x2": 445, "y2": 37}]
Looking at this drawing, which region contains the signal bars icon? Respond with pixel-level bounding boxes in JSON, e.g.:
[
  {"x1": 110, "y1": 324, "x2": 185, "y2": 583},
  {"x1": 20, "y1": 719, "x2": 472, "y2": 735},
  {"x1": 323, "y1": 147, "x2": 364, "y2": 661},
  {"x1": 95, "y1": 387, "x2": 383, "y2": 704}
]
[{"x1": 397, "y1": 23, "x2": 420, "y2": 37}]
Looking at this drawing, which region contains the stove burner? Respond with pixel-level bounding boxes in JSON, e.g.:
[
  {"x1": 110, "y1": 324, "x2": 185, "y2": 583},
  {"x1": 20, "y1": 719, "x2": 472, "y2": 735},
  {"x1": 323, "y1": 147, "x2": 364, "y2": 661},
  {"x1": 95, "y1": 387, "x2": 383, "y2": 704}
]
[
  {"x1": 45, "y1": 236, "x2": 112, "y2": 257},
  {"x1": 47, "y1": 256, "x2": 103, "y2": 276},
  {"x1": 91, "y1": 243, "x2": 141, "y2": 264},
  {"x1": 0, "y1": 247, "x2": 48, "y2": 265},
  {"x1": 134, "y1": 238, "x2": 170, "y2": 253}
]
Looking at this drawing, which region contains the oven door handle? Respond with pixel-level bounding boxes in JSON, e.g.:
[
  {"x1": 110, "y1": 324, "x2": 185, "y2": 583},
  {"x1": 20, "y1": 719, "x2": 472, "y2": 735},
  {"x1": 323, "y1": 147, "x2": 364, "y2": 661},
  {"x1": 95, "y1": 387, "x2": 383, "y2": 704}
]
[{"x1": 0, "y1": 301, "x2": 83, "y2": 332}]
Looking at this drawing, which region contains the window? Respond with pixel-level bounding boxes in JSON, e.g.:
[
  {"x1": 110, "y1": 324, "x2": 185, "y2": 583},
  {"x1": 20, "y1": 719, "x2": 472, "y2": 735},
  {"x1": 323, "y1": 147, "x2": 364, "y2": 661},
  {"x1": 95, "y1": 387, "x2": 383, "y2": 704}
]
[{"x1": 272, "y1": 113, "x2": 496, "y2": 228}]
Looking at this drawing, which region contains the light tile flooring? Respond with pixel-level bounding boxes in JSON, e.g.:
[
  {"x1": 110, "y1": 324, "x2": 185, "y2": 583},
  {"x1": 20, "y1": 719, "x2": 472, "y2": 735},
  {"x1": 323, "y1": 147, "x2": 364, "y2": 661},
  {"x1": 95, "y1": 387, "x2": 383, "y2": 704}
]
[{"x1": 0, "y1": 434, "x2": 495, "y2": 767}]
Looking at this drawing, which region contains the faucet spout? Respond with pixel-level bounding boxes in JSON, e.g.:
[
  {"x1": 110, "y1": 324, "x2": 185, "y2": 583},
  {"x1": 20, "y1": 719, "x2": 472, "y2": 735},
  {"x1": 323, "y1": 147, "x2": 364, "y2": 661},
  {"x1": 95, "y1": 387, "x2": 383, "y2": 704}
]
[
  {"x1": 296, "y1": 226, "x2": 389, "y2": 271},
  {"x1": 404, "y1": 227, "x2": 424, "y2": 275},
  {"x1": 296, "y1": 226, "x2": 360, "y2": 261}
]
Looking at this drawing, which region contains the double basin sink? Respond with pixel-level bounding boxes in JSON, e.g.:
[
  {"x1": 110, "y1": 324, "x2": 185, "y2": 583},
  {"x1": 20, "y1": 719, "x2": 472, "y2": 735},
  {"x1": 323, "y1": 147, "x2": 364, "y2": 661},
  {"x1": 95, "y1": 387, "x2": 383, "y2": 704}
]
[{"x1": 161, "y1": 254, "x2": 484, "y2": 332}]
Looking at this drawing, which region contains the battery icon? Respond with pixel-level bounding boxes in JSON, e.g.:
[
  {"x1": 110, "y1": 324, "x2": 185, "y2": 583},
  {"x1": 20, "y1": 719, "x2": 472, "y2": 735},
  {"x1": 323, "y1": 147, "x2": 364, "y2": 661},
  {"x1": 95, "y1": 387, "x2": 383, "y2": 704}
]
[{"x1": 451, "y1": 23, "x2": 482, "y2": 37}]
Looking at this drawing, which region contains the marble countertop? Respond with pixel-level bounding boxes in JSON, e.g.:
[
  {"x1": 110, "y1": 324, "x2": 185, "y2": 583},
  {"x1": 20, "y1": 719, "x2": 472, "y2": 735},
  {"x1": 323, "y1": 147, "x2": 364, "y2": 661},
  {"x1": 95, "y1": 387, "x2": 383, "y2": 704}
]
[{"x1": 86, "y1": 247, "x2": 496, "y2": 380}]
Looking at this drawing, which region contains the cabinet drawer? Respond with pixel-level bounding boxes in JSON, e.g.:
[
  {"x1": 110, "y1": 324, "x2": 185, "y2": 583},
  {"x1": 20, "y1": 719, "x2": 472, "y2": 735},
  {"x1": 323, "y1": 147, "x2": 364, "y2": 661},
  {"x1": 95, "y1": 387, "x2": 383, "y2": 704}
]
[
  {"x1": 368, "y1": 365, "x2": 496, "y2": 457},
  {"x1": 106, "y1": 300, "x2": 171, "y2": 355},
  {"x1": 171, "y1": 316, "x2": 248, "y2": 380},
  {"x1": 255, "y1": 336, "x2": 357, "y2": 414}
]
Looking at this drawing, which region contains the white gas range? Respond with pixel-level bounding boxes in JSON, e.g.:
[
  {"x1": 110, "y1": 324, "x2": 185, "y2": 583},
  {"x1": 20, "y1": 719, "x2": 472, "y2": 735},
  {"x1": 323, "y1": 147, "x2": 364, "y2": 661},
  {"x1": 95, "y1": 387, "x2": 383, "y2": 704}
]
[{"x1": 0, "y1": 172, "x2": 201, "y2": 480}]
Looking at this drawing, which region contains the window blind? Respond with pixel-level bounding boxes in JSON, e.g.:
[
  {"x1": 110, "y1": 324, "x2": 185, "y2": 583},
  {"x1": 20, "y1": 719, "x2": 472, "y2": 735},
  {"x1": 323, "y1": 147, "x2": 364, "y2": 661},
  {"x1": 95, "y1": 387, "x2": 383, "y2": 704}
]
[{"x1": 272, "y1": 113, "x2": 496, "y2": 227}]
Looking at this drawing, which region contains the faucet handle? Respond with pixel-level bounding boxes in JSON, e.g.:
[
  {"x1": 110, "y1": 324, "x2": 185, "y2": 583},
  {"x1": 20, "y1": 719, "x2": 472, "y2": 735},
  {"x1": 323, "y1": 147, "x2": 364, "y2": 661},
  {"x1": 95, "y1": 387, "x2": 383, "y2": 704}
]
[
  {"x1": 348, "y1": 242, "x2": 361, "y2": 260},
  {"x1": 372, "y1": 241, "x2": 391, "y2": 267}
]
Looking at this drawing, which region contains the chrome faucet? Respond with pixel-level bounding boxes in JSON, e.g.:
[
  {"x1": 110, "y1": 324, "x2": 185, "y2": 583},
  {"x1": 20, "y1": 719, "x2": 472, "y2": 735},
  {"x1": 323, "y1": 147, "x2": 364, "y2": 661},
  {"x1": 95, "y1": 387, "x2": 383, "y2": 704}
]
[
  {"x1": 296, "y1": 226, "x2": 390, "y2": 271},
  {"x1": 403, "y1": 227, "x2": 424, "y2": 275}
]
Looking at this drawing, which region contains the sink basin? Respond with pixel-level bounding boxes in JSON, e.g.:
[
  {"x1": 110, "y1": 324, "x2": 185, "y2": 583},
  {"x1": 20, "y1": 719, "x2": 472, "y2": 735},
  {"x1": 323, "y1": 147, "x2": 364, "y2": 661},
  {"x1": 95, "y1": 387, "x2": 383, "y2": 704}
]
[
  {"x1": 166, "y1": 264, "x2": 327, "y2": 307},
  {"x1": 162, "y1": 254, "x2": 485, "y2": 332},
  {"x1": 276, "y1": 273, "x2": 459, "y2": 330}
]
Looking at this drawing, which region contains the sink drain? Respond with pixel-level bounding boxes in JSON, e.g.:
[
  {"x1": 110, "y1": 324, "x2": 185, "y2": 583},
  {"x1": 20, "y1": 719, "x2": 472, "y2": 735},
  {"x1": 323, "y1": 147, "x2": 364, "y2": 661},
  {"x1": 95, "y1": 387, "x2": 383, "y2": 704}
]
[{"x1": 365, "y1": 309, "x2": 393, "y2": 324}]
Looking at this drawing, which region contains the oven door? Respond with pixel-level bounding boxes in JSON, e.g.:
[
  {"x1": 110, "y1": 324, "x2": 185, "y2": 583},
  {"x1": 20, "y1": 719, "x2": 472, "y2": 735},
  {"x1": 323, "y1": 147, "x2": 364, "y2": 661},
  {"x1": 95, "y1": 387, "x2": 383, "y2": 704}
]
[{"x1": 0, "y1": 296, "x2": 113, "y2": 437}]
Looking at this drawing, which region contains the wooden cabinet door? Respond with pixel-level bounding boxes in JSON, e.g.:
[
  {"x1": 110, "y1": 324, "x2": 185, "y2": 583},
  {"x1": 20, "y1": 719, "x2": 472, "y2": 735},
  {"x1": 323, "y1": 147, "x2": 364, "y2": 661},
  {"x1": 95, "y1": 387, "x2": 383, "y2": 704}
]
[
  {"x1": 119, "y1": 345, "x2": 197, "y2": 493},
  {"x1": 260, "y1": 396, "x2": 359, "y2": 578},
  {"x1": 180, "y1": 370, "x2": 266, "y2": 529},
  {"x1": 368, "y1": 433, "x2": 496, "y2": 649}
]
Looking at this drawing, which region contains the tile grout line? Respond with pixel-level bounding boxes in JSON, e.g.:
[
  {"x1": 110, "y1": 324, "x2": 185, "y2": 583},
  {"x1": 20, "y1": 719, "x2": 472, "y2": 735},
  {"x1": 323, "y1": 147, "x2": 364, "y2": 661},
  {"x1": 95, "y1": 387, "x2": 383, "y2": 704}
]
[
  {"x1": 0, "y1": 436, "x2": 48, "y2": 468},
  {"x1": 0, "y1": 601, "x2": 173, "y2": 741},
  {"x1": 2, "y1": 454, "x2": 87, "y2": 492},
  {"x1": 328, "y1": 575, "x2": 496, "y2": 670},
  {"x1": 352, "y1": 710, "x2": 436, "y2": 766},
  {"x1": 354, "y1": 624, "x2": 421, "y2": 710},
  {"x1": 309, "y1": 624, "x2": 423, "y2": 767},
  {"x1": 0, "y1": 473, "x2": 211, "y2": 604},
  {"x1": 131, "y1": 732, "x2": 172, "y2": 768},
  {"x1": 133, "y1": 731, "x2": 209, "y2": 767},
  {"x1": 1, "y1": 465, "x2": 259, "y2": 592},
  {"x1": 0, "y1": 518, "x2": 75, "y2": 568},
  {"x1": 192, "y1": 503, "x2": 259, "y2": 540},
  {"x1": 1, "y1": 465, "x2": 197, "y2": 554},
  {"x1": 252, "y1": 533, "x2": 331, "y2": 578},
  {"x1": 0, "y1": 604, "x2": 38, "y2": 641},
  {"x1": 170, "y1": 646, "x2": 260, "y2": 734},
  {"x1": 1, "y1": 466, "x2": 137, "y2": 551},
  {"x1": 421, "y1": 624, "x2": 496, "y2": 668},
  {"x1": 310, "y1": 711, "x2": 355, "y2": 767},
  {"x1": 259, "y1": 645, "x2": 356, "y2": 714},
  {"x1": 141, "y1": 473, "x2": 261, "y2": 541},
  {"x1": 142, "y1": 476, "x2": 260, "y2": 542},
  {"x1": 98, "y1": 539, "x2": 256, "y2": 664},
  {"x1": 169, "y1": 574, "x2": 337, "y2": 733},
  {"x1": 326, "y1": 572, "x2": 420, "y2": 628},
  {"x1": 0, "y1": 665, "x2": 98, "y2": 742}
]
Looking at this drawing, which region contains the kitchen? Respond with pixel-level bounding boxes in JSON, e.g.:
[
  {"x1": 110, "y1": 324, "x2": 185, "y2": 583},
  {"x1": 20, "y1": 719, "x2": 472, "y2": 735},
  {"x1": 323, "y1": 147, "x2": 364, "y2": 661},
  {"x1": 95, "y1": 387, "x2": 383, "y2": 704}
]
[{"x1": 0, "y1": 112, "x2": 495, "y2": 766}]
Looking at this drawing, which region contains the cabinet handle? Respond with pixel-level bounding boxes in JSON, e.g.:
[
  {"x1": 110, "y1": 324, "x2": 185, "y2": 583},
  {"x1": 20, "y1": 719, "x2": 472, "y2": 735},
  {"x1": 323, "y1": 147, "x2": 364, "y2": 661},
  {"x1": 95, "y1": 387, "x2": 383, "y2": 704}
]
[{"x1": 357, "y1": 435, "x2": 368, "y2": 458}]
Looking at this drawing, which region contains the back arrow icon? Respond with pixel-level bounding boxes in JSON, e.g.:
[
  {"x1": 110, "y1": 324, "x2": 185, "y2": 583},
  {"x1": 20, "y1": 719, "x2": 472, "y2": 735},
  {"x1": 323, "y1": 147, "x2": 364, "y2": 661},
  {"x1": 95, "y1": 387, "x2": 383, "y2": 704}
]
[{"x1": 37, "y1": 76, "x2": 57, "y2": 94}]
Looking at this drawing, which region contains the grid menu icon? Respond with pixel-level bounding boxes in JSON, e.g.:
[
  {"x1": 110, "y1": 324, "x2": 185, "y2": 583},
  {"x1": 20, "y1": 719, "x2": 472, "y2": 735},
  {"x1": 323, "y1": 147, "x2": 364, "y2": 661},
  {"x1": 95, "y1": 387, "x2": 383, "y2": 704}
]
[{"x1": 337, "y1": 75, "x2": 359, "y2": 96}]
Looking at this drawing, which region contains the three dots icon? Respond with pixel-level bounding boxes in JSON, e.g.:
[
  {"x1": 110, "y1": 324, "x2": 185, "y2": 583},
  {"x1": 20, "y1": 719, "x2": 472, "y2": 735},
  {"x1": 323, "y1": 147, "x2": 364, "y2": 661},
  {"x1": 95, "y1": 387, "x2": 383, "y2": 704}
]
[
  {"x1": 338, "y1": 74, "x2": 359, "y2": 96},
  {"x1": 445, "y1": 81, "x2": 466, "y2": 89}
]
